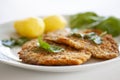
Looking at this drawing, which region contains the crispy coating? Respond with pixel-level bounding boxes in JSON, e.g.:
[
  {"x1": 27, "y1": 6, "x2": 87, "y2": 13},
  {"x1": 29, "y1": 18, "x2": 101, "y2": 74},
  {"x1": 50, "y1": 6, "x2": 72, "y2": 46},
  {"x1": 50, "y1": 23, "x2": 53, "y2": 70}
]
[
  {"x1": 43, "y1": 29, "x2": 70, "y2": 41},
  {"x1": 18, "y1": 29, "x2": 119, "y2": 66},
  {"x1": 45, "y1": 30, "x2": 119, "y2": 59},
  {"x1": 19, "y1": 39, "x2": 91, "y2": 66},
  {"x1": 91, "y1": 34, "x2": 119, "y2": 59}
]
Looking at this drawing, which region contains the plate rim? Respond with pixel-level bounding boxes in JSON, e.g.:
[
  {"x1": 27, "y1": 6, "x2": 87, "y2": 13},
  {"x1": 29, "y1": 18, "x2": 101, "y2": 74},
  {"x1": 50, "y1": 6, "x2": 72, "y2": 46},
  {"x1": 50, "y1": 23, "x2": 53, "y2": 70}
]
[
  {"x1": 0, "y1": 55, "x2": 120, "y2": 72},
  {"x1": 0, "y1": 19, "x2": 120, "y2": 72}
]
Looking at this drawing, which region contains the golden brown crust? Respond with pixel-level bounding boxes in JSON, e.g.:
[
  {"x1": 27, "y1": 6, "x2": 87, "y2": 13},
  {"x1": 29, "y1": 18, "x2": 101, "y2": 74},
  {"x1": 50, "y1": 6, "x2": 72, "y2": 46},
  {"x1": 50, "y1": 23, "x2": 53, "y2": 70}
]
[
  {"x1": 19, "y1": 29, "x2": 119, "y2": 66},
  {"x1": 44, "y1": 30, "x2": 119, "y2": 59},
  {"x1": 43, "y1": 29, "x2": 70, "y2": 41},
  {"x1": 91, "y1": 34, "x2": 119, "y2": 59},
  {"x1": 19, "y1": 40, "x2": 91, "y2": 66}
]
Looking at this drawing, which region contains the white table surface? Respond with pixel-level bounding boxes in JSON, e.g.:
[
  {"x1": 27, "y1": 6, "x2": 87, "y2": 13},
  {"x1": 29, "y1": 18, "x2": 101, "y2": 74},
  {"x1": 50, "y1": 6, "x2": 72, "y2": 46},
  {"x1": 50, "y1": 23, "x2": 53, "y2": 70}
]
[{"x1": 0, "y1": 0, "x2": 120, "y2": 80}]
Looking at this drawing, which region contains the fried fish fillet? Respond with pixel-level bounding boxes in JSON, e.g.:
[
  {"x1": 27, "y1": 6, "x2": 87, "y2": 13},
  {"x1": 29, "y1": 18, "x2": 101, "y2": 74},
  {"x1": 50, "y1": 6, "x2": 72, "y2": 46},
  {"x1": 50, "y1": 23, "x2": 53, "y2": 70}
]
[
  {"x1": 18, "y1": 39, "x2": 91, "y2": 66},
  {"x1": 44, "y1": 30, "x2": 119, "y2": 59}
]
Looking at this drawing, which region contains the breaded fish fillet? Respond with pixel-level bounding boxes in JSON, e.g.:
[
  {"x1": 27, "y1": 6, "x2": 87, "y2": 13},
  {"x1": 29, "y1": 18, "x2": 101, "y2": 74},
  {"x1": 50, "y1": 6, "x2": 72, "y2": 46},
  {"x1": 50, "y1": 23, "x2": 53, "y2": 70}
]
[
  {"x1": 44, "y1": 30, "x2": 119, "y2": 59},
  {"x1": 18, "y1": 39, "x2": 91, "y2": 66}
]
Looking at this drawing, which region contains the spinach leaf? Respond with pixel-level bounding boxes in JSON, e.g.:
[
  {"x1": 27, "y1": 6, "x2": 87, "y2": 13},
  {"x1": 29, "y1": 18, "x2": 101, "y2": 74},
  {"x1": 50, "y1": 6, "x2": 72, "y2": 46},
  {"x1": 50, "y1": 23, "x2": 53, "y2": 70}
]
[
  {"x1": 70, "y1": 32, "x2": 84, "y2": 38},
  {"x1": 70, "y1": 32, "x2": 103, "y2": 44},
  {"x1": 69, "y1": 12, "x2": 103, "y2": 29},
  {"x1": 38, "y1": 36, "x2": 64, "y2": 53},
  {"x1": 84, "y1": 32, "x2": 102, "y2": 44},
  {"x1": 2, "y1": 38, "x2": 16, "y2": 48},
  {"x1": 15, "y1": 37, "x2": 30, "y2": 46},
  {"x1": 1, "y1": 37, "x2": 30, "y2": 48},
  {"x1": 95, "y1": 17, "x2": 120, "y2": 37},
  {"x1": 69, "y1": 12, "x2": 120, "y2": 37}
]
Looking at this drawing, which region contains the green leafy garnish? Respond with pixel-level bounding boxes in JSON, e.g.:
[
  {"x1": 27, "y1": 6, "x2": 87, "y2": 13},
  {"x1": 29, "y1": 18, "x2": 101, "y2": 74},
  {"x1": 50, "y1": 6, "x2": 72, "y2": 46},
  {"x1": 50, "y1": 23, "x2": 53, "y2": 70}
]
[
  {"x1": 1, "y1": 38, "x2": 16, "y2": 47},
  {"x1": 70, "y1": 32, "x2": 104, "y2": 44},
  {"x1": 95, "y1": 17, "x2": 120, "y2": 37},
  {"x1": 15, "y1": 37, "x2": 30, "y2": 46},
  {"x1": 38, "y1": 36, "x2": 64, "y2": 53},
  {"x1": 84, "y1": 32, "x2": 102, "y2": 44},
  {"x1": 70, "y1": 32, "x2": 84, "y2": 38},
  {"x1": 1, "y1": 37, "x2": 30, "y2": 48},
  {"x1": 69, "y1": 12, "x2": 104, "y2": 29},
  {"x1": 69, "y1": 12, "x2": 120, "y2": 37}
]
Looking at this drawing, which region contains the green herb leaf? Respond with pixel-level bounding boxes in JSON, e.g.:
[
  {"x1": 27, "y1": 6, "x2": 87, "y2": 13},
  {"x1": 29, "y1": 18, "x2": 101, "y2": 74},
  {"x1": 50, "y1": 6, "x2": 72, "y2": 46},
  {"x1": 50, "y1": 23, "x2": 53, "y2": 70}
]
[
  {"x1": 1, "y1": 37, "x2": 30, "y2": 48},
  {"x1": 50, "y1": 45, "x2": 64, "y2": 53},
  {"x1": 84, "y1": 32, "x2": 102, "y2": 44},
  {"x1": 84, "y1": 32, "x2": 96, "y2": 39},
  {"x1": 69, "y1": 12, "x2": 120, "y2": 37},
  {"x1": 15, "y1": 37, "x2": 30, "y2": 46},
  {"x1": 38, "y1": 36, "x2": 64, "y2": 53},
  {"x1": 2, "y1": 39, "x2": 16, "y2": 48},
  {"x1": 70, "y1": 32, "x2": 84, "y2": 38},
  {"x1": 95, "y1": 17, "x2": 120, "y2": 37},
  {"x1": 70, "y1": 32, "x2": 102, "y2": 44},
  {"x1": 92, "y1": 36, "x2": 102, "y2": 44},
  {"x1": 69, "y1": 12, "x2": 103, "y2": 29}
]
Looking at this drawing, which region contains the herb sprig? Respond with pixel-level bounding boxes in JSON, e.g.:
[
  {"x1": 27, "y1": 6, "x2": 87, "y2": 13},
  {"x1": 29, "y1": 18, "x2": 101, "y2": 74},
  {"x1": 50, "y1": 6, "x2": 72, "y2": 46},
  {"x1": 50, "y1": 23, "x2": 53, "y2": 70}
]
[
  {"x1": 84, "y1": 32, "x2": 102, "y2": 44},
  {"x1": 69, "y1": 12, "x2": 120, "y2": 37},
  {"x1": 1, "y1": 37, "x2": 30, "y2": 48},
  {"x1": 71, "y1": 32, "x2": 107, "y2": 44},
  {"x1": 38, "y1": 36, "x2": 64, "y2": 53}
]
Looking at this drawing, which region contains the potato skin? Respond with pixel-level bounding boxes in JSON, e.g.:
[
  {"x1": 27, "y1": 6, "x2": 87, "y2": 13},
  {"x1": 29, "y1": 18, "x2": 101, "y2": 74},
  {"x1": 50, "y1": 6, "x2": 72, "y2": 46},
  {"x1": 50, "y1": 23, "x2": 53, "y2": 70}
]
[
  {"x1": 14, "y1": 17, "x2": 45, "y2": 38},
  {"x1": 44, "y1": 15, "x2": 67, "y2": 33}
]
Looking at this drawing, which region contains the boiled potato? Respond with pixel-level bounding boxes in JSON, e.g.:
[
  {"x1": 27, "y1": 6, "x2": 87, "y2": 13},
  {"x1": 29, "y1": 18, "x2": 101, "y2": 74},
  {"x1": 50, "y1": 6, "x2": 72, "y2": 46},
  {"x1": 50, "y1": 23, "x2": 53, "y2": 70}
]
[
  {"x1": 14, "y1": 17, "x2": 45, "y2": 38},
  {"x1": 44, "y1": 15, "x2": 67, "y2": 33}
]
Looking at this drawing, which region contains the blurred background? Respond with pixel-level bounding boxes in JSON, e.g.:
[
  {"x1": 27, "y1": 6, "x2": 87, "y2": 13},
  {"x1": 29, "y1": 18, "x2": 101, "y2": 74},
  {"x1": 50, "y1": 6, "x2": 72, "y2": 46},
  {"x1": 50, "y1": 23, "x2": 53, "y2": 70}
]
[{"x1": 0, "y1": 0, "x2": 120, "y2": 24}]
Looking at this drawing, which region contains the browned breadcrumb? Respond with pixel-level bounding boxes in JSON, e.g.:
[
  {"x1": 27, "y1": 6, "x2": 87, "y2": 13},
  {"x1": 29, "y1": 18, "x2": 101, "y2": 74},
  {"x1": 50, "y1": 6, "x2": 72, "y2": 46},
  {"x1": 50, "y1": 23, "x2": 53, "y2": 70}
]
[
  {"x1": 44, "y1": 29, "x2": 119, "y2": 59},
  {"x1": 18, "y1": 29, "x2": 119, "y2": 66},
  {"x1": 19, "y1": 40, "x2": 91, "y2": 66}
]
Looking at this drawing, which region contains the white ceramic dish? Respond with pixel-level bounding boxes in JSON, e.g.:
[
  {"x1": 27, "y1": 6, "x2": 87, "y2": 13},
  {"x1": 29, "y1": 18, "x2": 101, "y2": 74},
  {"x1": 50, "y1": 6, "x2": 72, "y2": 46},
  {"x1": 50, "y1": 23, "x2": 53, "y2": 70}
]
[{"x1": 0, "y1": 20, "x2": 120, "y2": 72}]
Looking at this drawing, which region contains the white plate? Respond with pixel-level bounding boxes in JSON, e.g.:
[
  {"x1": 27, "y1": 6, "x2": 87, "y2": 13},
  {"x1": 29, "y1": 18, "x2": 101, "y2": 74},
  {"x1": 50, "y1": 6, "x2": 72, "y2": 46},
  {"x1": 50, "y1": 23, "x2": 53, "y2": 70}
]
[{"x1": 0, "y1": 21, "x2": 120, "y2": 72}]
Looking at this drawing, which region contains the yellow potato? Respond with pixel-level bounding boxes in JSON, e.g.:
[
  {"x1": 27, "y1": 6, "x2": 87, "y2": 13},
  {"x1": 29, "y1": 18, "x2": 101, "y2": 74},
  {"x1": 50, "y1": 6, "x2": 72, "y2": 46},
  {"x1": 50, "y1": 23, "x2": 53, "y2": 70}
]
[
  {"x1": 44, "y1": 15, "x2": 67, "y2": 33},
  {"x1": 14, "y1": 17, "x2": 45, "y2": 38}
]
